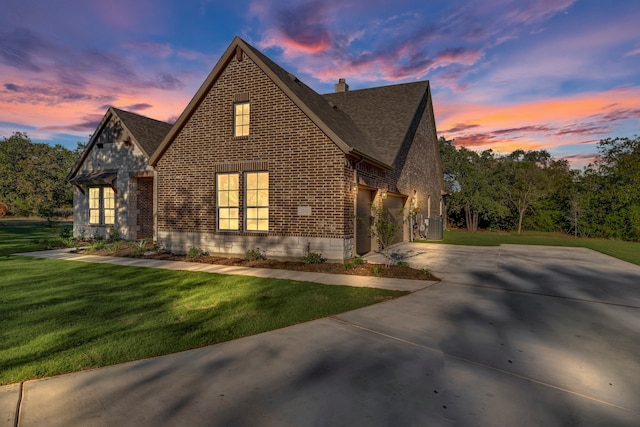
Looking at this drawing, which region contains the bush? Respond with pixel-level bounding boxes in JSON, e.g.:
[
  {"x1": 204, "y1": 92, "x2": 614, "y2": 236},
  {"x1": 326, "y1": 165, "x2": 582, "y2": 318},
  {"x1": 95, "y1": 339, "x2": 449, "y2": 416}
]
[
  {"x1": 187, "y1": 247, "x2": 204, "y2": 259},
  {"x1": 396, "y1": 261, "x2": 409, "y2": 268},
  {"x1": 108, "y1": 228, "x2": 122, "y2": 241},
  {"x1": 245, "y1": 248, "x2": 265, "y2": 261},
  {"x1": 58, "y1": 225, "x2": 73, "y2": 239},
  {"x1": 353, "y1": 257, "x2": 366, "y2": 265},
  {"x1": 302, "y1": 252, "x2": 323, "y2": 264}
]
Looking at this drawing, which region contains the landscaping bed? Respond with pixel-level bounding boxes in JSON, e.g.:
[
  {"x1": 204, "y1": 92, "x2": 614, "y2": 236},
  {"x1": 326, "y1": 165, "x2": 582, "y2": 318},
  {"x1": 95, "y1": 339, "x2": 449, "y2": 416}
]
[{"x1": 80, "y1": 242, "x2": 438, "y2": 281}]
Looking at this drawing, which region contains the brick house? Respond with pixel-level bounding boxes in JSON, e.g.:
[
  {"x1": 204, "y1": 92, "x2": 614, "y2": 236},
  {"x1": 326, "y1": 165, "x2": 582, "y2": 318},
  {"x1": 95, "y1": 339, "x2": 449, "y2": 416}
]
[
  {"x1": 148, "y1": 37, "x2": 445, "y2": 260},
  {"x1": 67, "y1": 107, "x2": 171, "y2": 240}
]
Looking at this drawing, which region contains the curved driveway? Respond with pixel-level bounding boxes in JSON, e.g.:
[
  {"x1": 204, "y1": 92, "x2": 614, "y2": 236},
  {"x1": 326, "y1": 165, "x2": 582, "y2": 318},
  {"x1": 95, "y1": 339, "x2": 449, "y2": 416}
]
[{"x1": 3, "y1": 244, "x2": 640, "y2": 426}]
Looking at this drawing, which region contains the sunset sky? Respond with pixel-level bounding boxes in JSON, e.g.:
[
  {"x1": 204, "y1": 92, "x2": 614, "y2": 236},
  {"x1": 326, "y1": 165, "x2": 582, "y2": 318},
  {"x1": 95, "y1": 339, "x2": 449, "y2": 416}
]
[{"x1": 1, "y1": 0, "x2": 638, "y2": 168}]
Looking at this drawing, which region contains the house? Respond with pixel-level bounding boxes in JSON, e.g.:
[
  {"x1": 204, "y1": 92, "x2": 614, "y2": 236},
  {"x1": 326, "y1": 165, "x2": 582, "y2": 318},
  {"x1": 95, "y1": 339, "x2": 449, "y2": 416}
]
[
  {"x1": 69, "y1": 36, "x2": 445, "y2": 260},
  {"x1": 148, "y1": 37, "x2": 445, "y2": 260},
  {"x1": 67, "y1": 107, "x2": 172, "y2": 240}
]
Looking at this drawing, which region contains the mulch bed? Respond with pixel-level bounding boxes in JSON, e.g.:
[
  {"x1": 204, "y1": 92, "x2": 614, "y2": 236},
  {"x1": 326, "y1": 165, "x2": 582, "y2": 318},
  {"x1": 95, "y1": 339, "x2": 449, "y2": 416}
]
[{"x1": 81, "y1": 247, "x2": 438, "y2": 281}]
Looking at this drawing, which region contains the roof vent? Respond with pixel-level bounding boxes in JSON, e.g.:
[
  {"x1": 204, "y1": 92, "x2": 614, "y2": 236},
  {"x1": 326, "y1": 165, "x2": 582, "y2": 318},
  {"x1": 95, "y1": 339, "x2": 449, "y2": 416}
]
[{"x1": 334, "y1": 78, "x2": 349, "y2": 93}]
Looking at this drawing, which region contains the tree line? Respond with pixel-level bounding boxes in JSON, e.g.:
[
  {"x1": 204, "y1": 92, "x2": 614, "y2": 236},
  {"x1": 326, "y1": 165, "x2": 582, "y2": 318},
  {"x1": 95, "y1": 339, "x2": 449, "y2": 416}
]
[
  {"x1": 440, "y1": 136, "x2": 640, "y2": 241},
  {"x1": 0, "y1": 132, "x2": 81, "y2": 220}
]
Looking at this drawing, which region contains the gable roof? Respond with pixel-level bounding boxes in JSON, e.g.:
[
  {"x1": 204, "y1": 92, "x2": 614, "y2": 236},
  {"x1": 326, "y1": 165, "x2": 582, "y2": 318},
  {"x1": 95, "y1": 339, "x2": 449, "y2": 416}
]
[
  {"x1": 110, "y1": 108, "x2": 173, "y2": 158},
  {"x1": 67, "y1": 107, "x2": 172, "y2": 180},
  {"x1": 149, "y1": 36, "x2": 432, "y2": 170}
]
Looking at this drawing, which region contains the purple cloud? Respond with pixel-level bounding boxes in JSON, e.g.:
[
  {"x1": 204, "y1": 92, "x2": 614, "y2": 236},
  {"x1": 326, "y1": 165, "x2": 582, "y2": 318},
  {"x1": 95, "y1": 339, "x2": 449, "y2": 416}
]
[
  {"x1": 40, "y1": 114, "x2": 104, "y2": 132},
  {"x1": 0, "y1": 28, "x2": 48, "y2": 72}
]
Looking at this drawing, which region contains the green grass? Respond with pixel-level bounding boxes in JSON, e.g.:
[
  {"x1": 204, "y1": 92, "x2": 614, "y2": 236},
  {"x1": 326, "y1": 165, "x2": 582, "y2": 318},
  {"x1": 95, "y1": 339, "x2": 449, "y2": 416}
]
[
  {"x1": 0, "y1": 224, "x2": 406, "y2": 384},
  {"x1": 419, "y1": 230, "x2": 640, "y2": 266}
]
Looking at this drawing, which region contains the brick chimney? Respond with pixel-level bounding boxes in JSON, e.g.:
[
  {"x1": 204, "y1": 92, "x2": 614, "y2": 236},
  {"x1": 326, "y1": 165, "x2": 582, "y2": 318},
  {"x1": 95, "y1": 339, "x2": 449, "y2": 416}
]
[{"x1": 334, "y1": 78, "x2": 349, "y2": 93}]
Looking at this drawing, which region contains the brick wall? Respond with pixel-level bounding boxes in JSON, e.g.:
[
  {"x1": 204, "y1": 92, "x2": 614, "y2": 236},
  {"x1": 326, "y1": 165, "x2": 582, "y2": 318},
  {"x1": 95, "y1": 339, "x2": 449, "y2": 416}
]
[
  {"x1": 136, "y1": 177, "x2": 154, "y2": 239},
  {"x1": 156, "y1": 53, "x2": 354, "y2": 244}
]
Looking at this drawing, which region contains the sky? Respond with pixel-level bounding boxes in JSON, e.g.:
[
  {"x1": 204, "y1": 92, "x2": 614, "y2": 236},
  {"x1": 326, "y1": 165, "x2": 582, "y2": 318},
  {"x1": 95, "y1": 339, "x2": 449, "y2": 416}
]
[{"x1": 1, "y1": 0, "x2": 639, "y2": 168}]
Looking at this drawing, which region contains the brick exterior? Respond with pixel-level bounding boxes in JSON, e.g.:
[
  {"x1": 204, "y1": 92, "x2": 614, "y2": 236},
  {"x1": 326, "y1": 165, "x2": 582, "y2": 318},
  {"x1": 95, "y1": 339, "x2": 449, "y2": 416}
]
[
  {"x1": 156, "y1": 54, "x2": 356, "y2": 259},
  {"x1": 153, "y1": 43, "x2": 444, "y2": 260},
  {"x1": 136, "y1": 177, "x2": 154, "y2": 239}
]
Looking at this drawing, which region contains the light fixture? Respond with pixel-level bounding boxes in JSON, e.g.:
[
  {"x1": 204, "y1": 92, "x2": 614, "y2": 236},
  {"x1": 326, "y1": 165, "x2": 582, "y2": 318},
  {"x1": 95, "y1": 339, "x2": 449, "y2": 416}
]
[
  {"x1": 381, "y1": 190, "x2": 387, "y2": 199},
  {"x1": 350, "y1": 182, "x2": 357, "y2": 192}
]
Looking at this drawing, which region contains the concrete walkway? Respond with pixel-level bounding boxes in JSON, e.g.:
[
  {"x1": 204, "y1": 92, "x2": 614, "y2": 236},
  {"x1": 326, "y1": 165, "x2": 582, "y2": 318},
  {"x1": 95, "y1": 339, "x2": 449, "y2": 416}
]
[
  {"x1": 12, "y1": 249, "x2": 433, "y2": 292},
  {"x1": 3, "y1": 245, "x2": 640, "y2": 426}
]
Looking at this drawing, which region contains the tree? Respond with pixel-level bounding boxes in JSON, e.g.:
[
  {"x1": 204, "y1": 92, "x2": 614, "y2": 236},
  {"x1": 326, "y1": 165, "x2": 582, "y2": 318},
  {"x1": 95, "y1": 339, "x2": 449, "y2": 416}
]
[
  {"x1": 439, "y1": 138, "x2": 508, "y2": 231},
  {"x1": 499, "y1": 150, "x2": 552, "y2": 235},
  {"x1": 578, "y1": 136, "x2": 640, "y2": 241},
  {"x1": 0, "y1": 132, "x2": 77, "y2": 219},
  {"x1": 368, "y1": 202, "x2": 405, "y2": 267}
]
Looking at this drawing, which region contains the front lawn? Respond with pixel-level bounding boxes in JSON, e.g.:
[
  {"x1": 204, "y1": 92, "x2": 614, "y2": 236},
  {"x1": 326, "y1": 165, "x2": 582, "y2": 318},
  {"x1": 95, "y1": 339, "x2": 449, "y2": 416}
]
[{"x1": 0, "y1": 224, "x2": 406, "y2": 384}]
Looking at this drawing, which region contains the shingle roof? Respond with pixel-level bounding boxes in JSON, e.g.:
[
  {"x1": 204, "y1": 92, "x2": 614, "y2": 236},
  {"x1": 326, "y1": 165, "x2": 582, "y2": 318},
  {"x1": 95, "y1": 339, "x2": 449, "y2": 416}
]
[
  {"x1": 240, "y1": 42, "x2": 386, "y2": 164},
  {"x1": 112, "y1": 108, "x2": 172, "y2": 158},
  {"x1": 67, "y1": 108, "x2": 172, "y2": 181},
  {"x1": 323, "y1": 81, "x2": 429, "y2": 166},
  {"x1": 150, "y1": 36, "x2": 431, "y2": 169}
]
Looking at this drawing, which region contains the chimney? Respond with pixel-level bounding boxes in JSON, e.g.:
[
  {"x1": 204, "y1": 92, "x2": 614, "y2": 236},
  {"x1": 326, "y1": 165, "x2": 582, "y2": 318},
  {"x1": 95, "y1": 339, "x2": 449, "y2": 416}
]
[{"x1": 334, "y1": 78, "x2": 349, "y2": 93}]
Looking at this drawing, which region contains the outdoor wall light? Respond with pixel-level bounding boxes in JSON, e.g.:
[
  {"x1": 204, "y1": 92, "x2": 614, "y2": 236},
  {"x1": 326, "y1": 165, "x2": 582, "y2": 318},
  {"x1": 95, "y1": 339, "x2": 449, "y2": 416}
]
[
  {"x1": 350, "y1": 183, "x2": 357, "y2": 192},
  {"x1": 381, "y1": 190, "x2": 387, "y2": 199}
]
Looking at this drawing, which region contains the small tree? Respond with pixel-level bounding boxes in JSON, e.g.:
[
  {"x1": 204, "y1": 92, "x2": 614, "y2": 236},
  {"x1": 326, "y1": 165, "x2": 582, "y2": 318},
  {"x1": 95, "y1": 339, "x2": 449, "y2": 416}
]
[{"x1": 369, "y1": 203, "x2": 405, "y2": 267}]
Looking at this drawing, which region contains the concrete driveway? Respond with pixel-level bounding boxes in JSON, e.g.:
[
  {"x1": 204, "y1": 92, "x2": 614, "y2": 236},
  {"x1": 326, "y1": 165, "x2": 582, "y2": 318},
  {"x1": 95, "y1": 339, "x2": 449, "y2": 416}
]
[{"x1": 3, "y1": 244, "x2": 640, "y2": 426}]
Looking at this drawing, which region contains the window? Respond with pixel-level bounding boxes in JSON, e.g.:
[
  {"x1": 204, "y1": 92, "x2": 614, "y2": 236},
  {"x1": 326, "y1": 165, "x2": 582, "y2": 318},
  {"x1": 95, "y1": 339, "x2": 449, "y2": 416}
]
[
  {"x1": 89, "y1": 186, "x2": 115, "y2": 225},
  {"x1": 234, "y1": 102, "x2": 250, "y2": 137},
  {"x1": 217, "y1": 173, "x2": 239, "y2": 230},
  {"x1": 245, "y1": 172, "x2": 268, "y2": 231}
]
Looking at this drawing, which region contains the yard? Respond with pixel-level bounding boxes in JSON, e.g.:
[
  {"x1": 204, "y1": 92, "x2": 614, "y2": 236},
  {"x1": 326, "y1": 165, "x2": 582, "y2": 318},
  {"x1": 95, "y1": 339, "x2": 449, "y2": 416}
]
[{"x1": 0, "y1": 223, "x2": 406, "y2": 385}]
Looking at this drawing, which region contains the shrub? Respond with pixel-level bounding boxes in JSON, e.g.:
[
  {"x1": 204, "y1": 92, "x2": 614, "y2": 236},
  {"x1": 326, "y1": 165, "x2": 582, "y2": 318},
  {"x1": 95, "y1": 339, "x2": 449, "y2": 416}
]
[
  {"x1": 58, "y1": 225, "x2": 73, "y2": 239},
  {"x1": 187, "y1": 246, "x2": 204, "y2": 259},
  {"x1": 396, "y1": 261, "x2": 409, "y2": 268},
  {"x1": 371, "y1": 265, "x2": 381, "y2": 275},
  {"x1": 92, "y1": 229, "x2": 104, "y2": 241},
  {"x1": 353, "y1": 257, "x2": 366, "y2": 265},
  {"x1": 245, "y1": 248, "x2": 265, "y2": 261},
  {"x1": 88, "y1": 240, "x2": 106, "y2": 252},
  {"x1": 108, "y1": 228, "x2": 122, "y2": 241},
  {"x1": 302, "y1": 252, "x2": 323, "y2": 264},
  {"x1": 420, "y1": 268, "x2": 431, "y2": 276}
]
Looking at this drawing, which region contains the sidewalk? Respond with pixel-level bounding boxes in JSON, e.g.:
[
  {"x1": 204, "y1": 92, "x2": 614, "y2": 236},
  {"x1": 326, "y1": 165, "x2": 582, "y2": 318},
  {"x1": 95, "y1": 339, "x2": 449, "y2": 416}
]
[{"x1": 14, "y1": 249, "x2": 437, "y2": 292}]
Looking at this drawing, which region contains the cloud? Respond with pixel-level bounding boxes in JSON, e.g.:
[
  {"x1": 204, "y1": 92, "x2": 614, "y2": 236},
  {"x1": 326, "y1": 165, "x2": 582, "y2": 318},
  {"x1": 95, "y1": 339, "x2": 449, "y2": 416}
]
[
  {"x1": 442, "y1": 123, "x2": 480, "y2": 133},
  {"x1": 0, "y1": 27, "x2": 49, "y2": 72},
  {"x1": 1, "y1": 82, "x2": 115, "y2": 106},
  {"x1": 123, "y1": 103, "x2": 153, "y2": 112},
  {"x1": 40, "y1": 114, "x2": 104, "y2": 132}
]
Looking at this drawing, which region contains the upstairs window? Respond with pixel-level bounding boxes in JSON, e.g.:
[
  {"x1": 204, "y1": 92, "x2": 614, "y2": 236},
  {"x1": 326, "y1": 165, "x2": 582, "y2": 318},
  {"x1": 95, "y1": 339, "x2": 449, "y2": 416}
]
[
  {"x1": 234, "y1": 102, "x2": 250, "y2": 137},
  {"x1": 89, "y1": 186, "x2": 115, "y2": 225}
]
